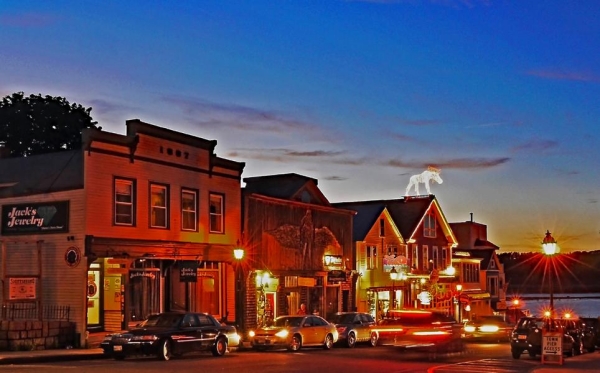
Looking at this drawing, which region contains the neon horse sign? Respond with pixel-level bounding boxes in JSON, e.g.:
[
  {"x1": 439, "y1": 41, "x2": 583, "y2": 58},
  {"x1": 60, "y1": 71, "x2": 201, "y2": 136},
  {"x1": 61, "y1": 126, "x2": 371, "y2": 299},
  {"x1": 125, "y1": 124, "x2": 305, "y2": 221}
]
[{"x1": 405, "y1": 167, "x2": 443, "y2": 195}]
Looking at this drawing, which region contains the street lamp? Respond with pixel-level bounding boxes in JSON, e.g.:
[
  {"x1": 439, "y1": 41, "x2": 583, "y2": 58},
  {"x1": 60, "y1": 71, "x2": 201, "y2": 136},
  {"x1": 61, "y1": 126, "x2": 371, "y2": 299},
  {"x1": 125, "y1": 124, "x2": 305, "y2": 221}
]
[
  {"x1": 542, "y1": 230, "x2": 558, "y2": 319},
  {"x1": 390, "y1": 266, "x2": 398, "y2": 309},
  {"x1": 455, "y1": 284, "x2": 463, "y2": 323},
  {"x1": 512, "y1": 298, "x2": 520, "y2": 324},
  {"x1": 233, "y1": 248, "x2": 245, "y2": 332}
]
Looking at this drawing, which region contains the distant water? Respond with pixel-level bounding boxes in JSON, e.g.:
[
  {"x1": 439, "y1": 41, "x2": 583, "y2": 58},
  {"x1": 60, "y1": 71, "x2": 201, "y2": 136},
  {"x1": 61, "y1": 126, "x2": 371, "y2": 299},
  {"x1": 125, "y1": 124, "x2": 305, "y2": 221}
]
[{"x1": 518, "y1": 293, "x2": 600, "y2": 318}]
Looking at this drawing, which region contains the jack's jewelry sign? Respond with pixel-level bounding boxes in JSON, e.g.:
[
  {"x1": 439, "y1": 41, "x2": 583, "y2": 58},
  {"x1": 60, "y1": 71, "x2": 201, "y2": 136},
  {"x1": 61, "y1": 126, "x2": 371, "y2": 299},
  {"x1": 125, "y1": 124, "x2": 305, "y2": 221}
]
[{"x1": 1, "y1": 201, "x2": 69, "y2": 235}]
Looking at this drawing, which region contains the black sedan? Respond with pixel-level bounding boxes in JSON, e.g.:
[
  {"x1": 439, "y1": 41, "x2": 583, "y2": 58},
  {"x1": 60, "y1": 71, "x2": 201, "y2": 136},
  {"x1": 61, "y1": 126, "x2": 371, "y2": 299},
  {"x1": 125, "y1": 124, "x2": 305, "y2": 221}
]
[
  {"x1": 463, "y1": 315, "x2": 513, "y2": 343},
  {"x1": 100, "y1": 311, "x2": 240, "y2": 361}
]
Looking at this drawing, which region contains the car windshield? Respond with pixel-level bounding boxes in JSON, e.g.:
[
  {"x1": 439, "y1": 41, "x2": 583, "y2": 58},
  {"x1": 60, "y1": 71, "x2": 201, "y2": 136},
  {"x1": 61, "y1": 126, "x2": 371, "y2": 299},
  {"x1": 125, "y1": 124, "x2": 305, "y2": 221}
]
[
  {"x1": 273, "y1": 317, "x2": 303, "y2": 328},
  {"x1": 329, "y1": 314, "x2": 356, "y2": 324},
  {"x1": 143, "y1": 313, "x2": 184, "y2": 327}
]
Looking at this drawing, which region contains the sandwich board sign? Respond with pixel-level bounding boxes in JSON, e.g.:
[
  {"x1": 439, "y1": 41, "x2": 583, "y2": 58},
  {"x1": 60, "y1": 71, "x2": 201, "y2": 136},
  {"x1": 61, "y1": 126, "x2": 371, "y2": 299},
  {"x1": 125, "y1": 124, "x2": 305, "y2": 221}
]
[{"x1": 541, "y1": 330, "x2": 563, "y2": 365}]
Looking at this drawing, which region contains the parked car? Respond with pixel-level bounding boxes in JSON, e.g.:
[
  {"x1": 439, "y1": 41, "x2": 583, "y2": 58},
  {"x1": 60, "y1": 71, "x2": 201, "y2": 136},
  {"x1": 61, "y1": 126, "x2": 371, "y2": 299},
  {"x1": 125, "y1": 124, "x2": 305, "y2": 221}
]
[
  {"x1": 100, "y1": 311, "x2": 240, "y2": 361},
  {"x1": 371, "y1": 309, "x2": 463, "y2": 353},
  {"x1": 328, "y1": 312, "x2": 377, "y2": 348},
  {"x1": 510, "y1": 317, "x2": 575, "y2": 359},
  {"x1": 248, "y1": 315, "x2": 338, "y2": 352},
  {"x1": 558, "y1": 318, "x2": 595, "y2": 353},
  {"x1": 463, "y1": 315, "x2": 513, "y2": 343},
  {"x1": 581, "y1": 317, "x2": 600, "y2": 349}
]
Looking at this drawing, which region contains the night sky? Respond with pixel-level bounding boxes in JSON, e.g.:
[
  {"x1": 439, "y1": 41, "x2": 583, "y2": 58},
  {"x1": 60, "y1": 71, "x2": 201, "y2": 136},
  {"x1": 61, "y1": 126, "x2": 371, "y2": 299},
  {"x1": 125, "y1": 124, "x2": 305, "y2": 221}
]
[{"x1": 2, "y1": 1, "x2": 599, "y2": 252}]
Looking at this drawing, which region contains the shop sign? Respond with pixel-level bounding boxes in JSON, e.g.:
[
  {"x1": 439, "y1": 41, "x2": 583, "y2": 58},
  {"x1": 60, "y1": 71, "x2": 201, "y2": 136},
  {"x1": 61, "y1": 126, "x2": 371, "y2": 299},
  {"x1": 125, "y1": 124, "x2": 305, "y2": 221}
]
[
  {"x1": 179, "y1": 261, "x2": 199, "y2": 282},
  {"x1": 327, "y1": 270, "x2": 346, "y2": 284},
  {"x1": 298, "y1": 277, "x2": 316, "y2": 287},
  {"x1": 130, "y1": 270, "x2": 157, "y2": 280},
  {"x1": 1, "y1": 201, "x2": 69, "y2": 235},
  {"x1": 9, "y1": 277, "x2": 37, "y2": 300}
]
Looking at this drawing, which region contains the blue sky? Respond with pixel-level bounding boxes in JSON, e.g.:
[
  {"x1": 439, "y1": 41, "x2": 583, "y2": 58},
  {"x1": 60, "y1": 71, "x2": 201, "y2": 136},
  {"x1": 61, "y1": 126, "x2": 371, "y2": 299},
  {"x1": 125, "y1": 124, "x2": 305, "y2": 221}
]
[{"x1": 1, "y1": 1, "x2": 599, "y2": 253}]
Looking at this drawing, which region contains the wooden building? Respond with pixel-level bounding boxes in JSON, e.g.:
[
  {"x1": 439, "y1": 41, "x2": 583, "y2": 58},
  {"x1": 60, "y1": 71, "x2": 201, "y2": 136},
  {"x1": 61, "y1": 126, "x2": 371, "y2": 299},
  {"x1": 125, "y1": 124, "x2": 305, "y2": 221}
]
[
  {"x1": 1, "y1": 119, "x2": 245, "y2": 346},
  {"x1": 241, "y1": 173, "x2": 355, "y2": 330},
  {"x1": 333, "y1": 195, "x2": 460, "y2": 320}
]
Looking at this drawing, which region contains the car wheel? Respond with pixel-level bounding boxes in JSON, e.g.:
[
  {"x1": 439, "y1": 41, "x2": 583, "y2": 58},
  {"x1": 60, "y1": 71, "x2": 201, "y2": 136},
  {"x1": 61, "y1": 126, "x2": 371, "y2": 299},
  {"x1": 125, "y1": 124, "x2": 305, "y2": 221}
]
[
  {"x1": 288, "y1": 335, "x2": 302, "y2": 352},
  {"x1": 369, "y1": 332, "x2": 378, "y2": 347},
  {"x1": 323, "y1": 334, "x2": 333, "y2": 350},
  {"x1": 346, "y1": 332, "x2": 356, "y2": 348},
  {"x1": 158, "y1": 339, "x2": 172, "y2": 361},
  {"x1": 212, "y1": 337, "x2": 228, "y2": 357},
  {"x1": 511, "y1": 348, "x2": 521, "y2": 359}
]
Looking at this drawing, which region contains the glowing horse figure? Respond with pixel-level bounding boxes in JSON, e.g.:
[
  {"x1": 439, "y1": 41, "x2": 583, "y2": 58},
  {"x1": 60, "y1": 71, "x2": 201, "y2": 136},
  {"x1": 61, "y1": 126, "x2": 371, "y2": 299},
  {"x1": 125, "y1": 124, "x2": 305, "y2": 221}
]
[{"x1": 405, "y1": 167, "x2": 443, "y2": 196}]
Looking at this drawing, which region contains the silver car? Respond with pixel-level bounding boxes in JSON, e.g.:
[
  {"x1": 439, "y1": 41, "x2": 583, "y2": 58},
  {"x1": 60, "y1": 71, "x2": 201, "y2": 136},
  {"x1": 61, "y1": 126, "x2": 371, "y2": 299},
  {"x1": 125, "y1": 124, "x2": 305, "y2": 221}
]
[{"x1": 328, "y1": 312, "x2": 377, "y2": 348}]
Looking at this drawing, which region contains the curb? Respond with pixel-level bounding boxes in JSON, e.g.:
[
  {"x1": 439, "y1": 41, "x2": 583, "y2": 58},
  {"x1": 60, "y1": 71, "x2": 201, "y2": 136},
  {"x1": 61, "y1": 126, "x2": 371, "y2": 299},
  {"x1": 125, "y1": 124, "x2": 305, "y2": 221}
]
[{"x1": 0, "y1": 351, "x2": 107, "y2": 365}]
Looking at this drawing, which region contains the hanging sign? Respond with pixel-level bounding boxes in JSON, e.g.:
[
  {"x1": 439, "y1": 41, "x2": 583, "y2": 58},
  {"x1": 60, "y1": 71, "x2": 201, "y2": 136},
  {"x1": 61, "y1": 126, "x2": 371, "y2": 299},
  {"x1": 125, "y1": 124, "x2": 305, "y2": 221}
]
[{"x1": 179, "y1": 261, "x2": 199, "y2": 282}]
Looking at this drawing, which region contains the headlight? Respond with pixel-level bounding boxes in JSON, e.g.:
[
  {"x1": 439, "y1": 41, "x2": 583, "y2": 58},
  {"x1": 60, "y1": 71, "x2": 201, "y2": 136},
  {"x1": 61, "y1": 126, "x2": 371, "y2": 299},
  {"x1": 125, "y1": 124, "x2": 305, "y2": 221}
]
[
  {"x1": 131, "y1": 335, "x2": 158, "y2": 341},
  {"x1": 275, "y1": 330, "x2": 289, "y2": 338},
  {"x1": 464, "y1": 325, "x2": 476, "y2": 333},
  {"x1": 248, "y1": 330, "x2": 256, "y2": 337},
  {"x1": 480, "y1": 325, "x2": 499, "y2": 333}
]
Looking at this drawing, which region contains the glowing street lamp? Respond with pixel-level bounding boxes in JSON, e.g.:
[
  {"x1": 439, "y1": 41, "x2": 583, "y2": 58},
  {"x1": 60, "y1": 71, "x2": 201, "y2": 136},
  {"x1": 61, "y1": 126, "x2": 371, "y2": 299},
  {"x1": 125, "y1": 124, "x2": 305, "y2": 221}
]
[
  {"x1": 455, "y1": 284, "x2": 463, "y2": 322},
  {"x1": 390, "y1": 266, "x2": 398, "y2": 309},
  {"x1": 512, "y1": 298, "x2": 520, "y2": 324},
  {"x1": 233, "y1": 246, "x2": 245, "y2": 332},
  {"x1": 542, "y1": 230, "x2": 558, "y2": 319}
]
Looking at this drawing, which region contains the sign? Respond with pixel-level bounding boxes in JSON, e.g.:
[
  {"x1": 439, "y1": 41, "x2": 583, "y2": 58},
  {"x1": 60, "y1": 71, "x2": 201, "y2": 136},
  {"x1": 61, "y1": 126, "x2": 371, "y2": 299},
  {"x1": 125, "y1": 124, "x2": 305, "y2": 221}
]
[
  {"x1": 179, "y1": 261, "x2": 199, "y2": 282},
  {"x1": 542, "y1": 331, "x2": 564, "y2": 365},
  {"x1": 1, "y1": 201, "x2": 69, "y2": 235},
  {"x1": 417, "y1": 291, "x2": 432, "y2": 305},
  {"x1": 327, "y1": 270, "x2": 346, "y2": 284},
  {"x1": 9, "y1": 277, "x2": 37, "y2": 300},
  {"x1": 298, "y1": 277, "x2": 316, "y2": 287}
]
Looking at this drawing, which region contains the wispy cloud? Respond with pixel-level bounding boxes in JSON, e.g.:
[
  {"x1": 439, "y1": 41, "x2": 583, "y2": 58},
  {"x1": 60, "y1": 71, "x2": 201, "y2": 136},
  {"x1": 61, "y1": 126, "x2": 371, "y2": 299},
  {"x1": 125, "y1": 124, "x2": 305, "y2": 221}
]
[
  {"x1": 526, "y1": 69, "x2": 600, "y2": 83},
  {"x1": 0, "y1": 12, "x2": 59, "y2": 27},
  {"x1": 228, "y1": 147, "x2": 368, "y2": 165},
  {"x1": 162, "y1": 95, "x2": 327, "y2": 138},
  {"x1": 88, "y1": 99, "x2": 131, "y2": 115},
  {"x1": 511, "y1": 139, "x2": 559, "y2": 154},
  {"x1": 323, "y1": 176, "x2": 348, "y2": 181},
  {"x1": 382, "y1": 156, "x2": 510, "y2": 169}
]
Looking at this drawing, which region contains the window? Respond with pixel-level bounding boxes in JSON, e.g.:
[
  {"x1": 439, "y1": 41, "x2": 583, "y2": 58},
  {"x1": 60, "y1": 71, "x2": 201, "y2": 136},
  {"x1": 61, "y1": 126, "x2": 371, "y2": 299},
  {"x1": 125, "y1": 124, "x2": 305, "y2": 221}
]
[
  {"x1": 424, "y1": 211, "x2": 436, "y2": 238},
  {"x1": 209, "y1": 193, "x2": 224, "y2": 233},
  {"x1": 410, "y1": 245, "x2": 418, "y2": 270},
  {"x1": 150, "y1": 184, "x2": 168, "y2": 228},
  {"x1": 379, "y1": 219, "x2": 385, "y2": 237},
  {"x1": 441, "y1": 247, "x2": 448, "y2": 269},
  {"x1": 181, "y1": 189, "x2": 197, "y2": 231},
  {"x1": 432, "y1": 246, "x2": 439, "y2": 269},
  {"x1": 366, "y1": 245, "x2": 377, "y2": 270},
  {"x1": 422, "y1": 245, "x2": 429, "y2": 270},
  {"x1": 115, "y1": 178, "x2": 135, "y2": 225}
]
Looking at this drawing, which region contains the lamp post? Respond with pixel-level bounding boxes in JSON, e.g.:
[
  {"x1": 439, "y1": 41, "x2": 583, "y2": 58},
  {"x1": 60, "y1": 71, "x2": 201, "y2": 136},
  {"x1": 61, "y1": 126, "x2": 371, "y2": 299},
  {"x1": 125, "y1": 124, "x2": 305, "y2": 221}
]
[
  {"x1": 541, "y1": 230, "x2": 558, "y2": 319},
  {"x1": 233, "y1": 247, "x2": 245, "y2": 332},
  {"x1": 390, "y1": 266, "x2": 398, "y2": 309},
  {"x1": 456, "y1": 284, "x2": 463, "y2": 323},
  {"x1": 512, "y1": 299, "x2": 520, "y2": 324}
]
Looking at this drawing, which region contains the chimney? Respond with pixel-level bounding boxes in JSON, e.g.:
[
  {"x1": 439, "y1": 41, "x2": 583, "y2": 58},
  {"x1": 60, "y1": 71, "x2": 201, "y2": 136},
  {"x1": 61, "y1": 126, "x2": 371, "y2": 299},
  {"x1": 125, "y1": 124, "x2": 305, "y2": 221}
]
[{"x1": 470, "y1": 212, "x2": 473, "y2": 222}]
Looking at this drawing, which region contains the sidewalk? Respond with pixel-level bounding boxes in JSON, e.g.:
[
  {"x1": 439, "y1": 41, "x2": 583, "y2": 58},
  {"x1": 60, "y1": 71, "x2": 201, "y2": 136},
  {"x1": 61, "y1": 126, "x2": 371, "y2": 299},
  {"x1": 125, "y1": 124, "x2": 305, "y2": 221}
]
[{"x1": 532, "y1": 350, "x2": 600, "y2": 373}]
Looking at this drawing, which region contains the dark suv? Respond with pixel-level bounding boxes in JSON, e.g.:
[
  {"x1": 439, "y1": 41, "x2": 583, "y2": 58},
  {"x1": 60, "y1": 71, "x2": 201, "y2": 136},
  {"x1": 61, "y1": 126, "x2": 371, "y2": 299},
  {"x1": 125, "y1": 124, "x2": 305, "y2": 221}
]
[
  {"x1": 581, "y1": 317, "x2": 600, "y2": 349},
  {"x1": 557, "y1": 319, "x2": 587, "y2": 355},
  {"x1": 510, "y1": 317, "x2": 575, "y2": 359}
]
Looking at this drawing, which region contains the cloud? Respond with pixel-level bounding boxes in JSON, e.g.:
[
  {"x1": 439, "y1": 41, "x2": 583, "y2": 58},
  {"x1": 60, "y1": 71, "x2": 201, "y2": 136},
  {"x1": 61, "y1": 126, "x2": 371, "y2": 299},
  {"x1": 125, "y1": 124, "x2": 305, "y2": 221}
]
[
  {"x1": 0, "y1": 12, "x2": 59, "y2": 27},
  {"x1": 228, "y1": 147, "x2": 369, "y2": 166},
  {"x1": 382, "y1": 157, "x2": 510, "y2": 169},
  {"x1": 510, "y1": 139, "x2": 559, "y2": 154},
  {"x1": 323, "y1": 176, "x2": 348, "y2": 181},
  {"x1": 88, "y1": 99, "x2": 131, "y2": 115},
  {"x1": 162, "y1": 95, "x2": 324, "y2": 135},
  {"x1": 526, "y1": 69, "x2": 600, "y2": 83}
]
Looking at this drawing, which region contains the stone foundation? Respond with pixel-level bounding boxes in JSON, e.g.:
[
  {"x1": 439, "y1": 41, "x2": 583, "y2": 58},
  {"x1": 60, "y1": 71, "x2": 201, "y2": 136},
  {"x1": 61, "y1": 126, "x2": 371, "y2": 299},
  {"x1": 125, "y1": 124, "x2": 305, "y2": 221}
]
[{"x1": 0, "y1": 320, "x2": 76, "y2": 351}]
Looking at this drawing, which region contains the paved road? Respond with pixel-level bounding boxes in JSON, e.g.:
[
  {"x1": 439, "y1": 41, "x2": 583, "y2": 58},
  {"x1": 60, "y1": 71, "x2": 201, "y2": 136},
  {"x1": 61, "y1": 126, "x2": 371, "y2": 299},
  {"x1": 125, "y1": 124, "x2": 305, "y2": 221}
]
[{"x1": 0, "y1": 343, "x2": 550, "y2": 373}]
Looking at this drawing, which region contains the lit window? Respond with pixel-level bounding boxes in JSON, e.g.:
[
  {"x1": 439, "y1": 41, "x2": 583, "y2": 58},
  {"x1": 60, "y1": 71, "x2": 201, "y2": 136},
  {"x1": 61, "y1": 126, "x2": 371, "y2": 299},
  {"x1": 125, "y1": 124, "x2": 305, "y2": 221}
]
[
  {"x1": 115, "y1": 178, "x2": 134, "y2": 225},
  {"x1": 424, "y1": 211, "x2": 436, "y2": 238},
  {"x1": 209, "y1": 193, "x2": 224, "y2": 233},
  {"x1": 181, "y1": 189, "x2": 197, "y2": 231},
  {"x1": 366, "y1": 245, "x2": 377, "y2": 270},
  {"x1": 151, "y1": 184, "x2": 168, "y2": 228}
]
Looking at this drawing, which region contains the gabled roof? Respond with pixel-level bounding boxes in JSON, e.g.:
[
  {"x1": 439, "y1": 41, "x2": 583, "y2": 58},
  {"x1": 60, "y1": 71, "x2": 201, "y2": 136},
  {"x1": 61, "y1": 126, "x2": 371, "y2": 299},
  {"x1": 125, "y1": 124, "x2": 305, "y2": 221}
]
[
  {"x1": 464, "y1": 248, "x2": 496, "y2": 269},
  {"x1": 333, "y1": 195, "x2": 456, "y2": 245},
  {"x1": 0, "y1": 150, "x2": 84, "y2": 198},
  {"x1": 243, "y1": 173, "x2": 330, "y2": 205}
]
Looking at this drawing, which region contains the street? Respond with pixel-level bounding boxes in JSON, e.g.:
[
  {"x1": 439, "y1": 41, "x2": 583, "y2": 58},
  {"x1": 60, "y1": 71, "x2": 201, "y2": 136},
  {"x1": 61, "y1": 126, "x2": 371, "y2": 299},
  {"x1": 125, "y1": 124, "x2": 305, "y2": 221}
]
[{"x1": 0, "y1": 343, "x2": 545, "y2": 373}]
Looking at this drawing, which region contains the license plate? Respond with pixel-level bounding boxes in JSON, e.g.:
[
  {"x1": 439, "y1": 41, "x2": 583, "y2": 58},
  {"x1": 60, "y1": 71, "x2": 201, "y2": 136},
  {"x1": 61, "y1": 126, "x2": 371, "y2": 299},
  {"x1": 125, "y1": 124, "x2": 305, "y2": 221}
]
[
  {"x1": 113, "y1": 345, "x2": 123, "y2": 351},
  {"x1": 518, "y1": 335, "x2": 527, "y2": 340}
]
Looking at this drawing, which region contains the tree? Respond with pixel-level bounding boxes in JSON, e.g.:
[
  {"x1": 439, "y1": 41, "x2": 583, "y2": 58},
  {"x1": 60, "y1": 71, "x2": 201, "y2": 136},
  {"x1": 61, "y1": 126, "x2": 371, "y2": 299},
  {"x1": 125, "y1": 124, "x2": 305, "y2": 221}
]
[{"x1": 0, "y1": 92, "x2": 101, "y2": 157}]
